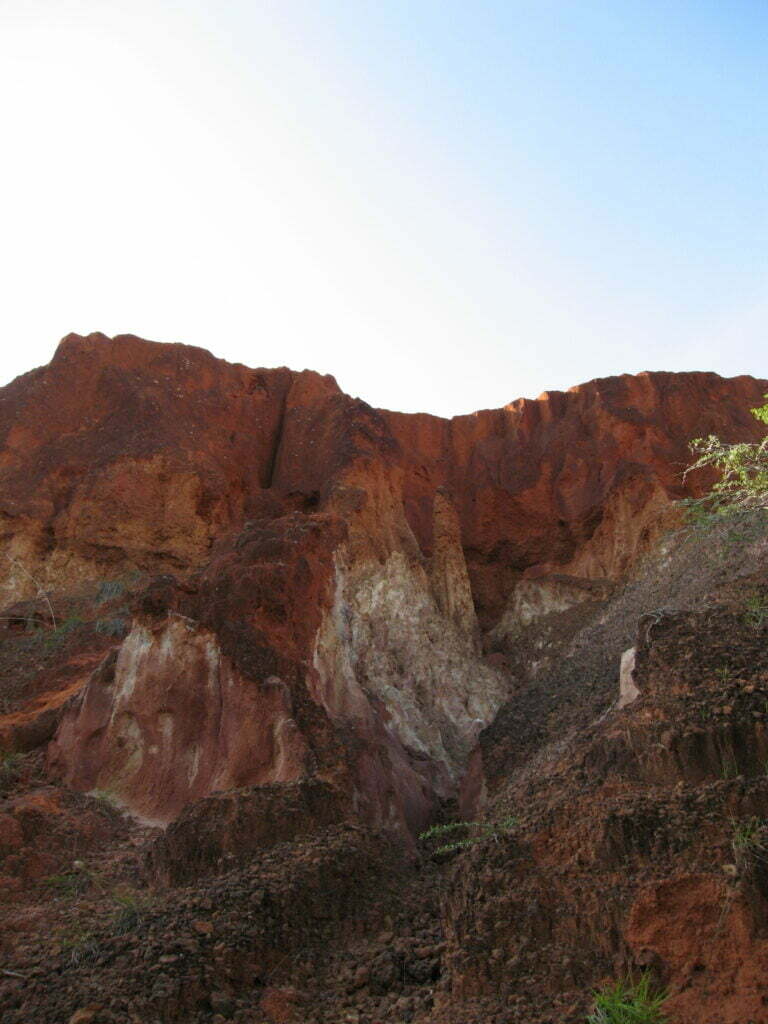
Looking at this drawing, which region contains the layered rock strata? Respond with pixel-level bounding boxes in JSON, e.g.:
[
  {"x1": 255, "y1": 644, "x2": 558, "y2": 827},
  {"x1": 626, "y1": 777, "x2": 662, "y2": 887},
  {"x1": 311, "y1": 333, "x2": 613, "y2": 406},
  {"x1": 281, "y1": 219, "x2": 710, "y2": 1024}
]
[{"x1": 1, "y1": 333, "x2": 765, "y2": 836}]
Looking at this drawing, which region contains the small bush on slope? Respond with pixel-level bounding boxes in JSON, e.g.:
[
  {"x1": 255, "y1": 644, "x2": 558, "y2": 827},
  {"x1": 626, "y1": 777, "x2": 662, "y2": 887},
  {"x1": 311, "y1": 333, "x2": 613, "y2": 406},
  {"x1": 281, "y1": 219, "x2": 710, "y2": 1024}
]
[
  {"x1": 683, "y1": 394, "x2": 768, "y2": 522},
  {"x1": 419, "y1": 817, "x2": 517, "y2": 855},
  {"x1": 587, "y1": 973, "x2": 668, "y2": 1024}
]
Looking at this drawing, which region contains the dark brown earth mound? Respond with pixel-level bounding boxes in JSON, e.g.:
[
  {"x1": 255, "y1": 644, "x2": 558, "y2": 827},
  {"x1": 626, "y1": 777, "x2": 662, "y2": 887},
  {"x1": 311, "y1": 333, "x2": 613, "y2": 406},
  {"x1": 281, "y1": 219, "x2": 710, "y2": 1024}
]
[{"x1": 441, "y1": 560, "x2": 768, "y2": 1024}]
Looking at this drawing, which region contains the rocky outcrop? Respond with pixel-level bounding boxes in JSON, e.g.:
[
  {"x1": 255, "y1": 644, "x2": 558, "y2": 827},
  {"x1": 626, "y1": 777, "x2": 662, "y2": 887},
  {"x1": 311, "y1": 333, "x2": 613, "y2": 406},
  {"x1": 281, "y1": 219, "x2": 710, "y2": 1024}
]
[
  {"x1": 2, "y1": 334, "x2": 764, "y2": 619},
  {"x1": 146, "y1": 780, "x2": 352, "y2": 884},
  {"x1": 626, "y1": 874, "x2": 768, "y2": 1024},
  {"x1": 48, "y1": 619, "x2": 311, "y2": 824},
  {"x1": 0, "y1": 333, "x2": 342, "y2": 606},
  {"x1": 3, "y1": 333, "x2": 768, "y2": 1024},
  {"x1": 1, "y1": 334, "x2": 766, "y2": 841},
  {"x1": 48, "y1": 501, "x2": 505, "y2": 833},
  {"x1": 383, "y1": 371, "x2": 767, "y2": 624},
  {"x1": 437, "y1": 586, "x2": 768, "y2": 1023},
  {"x1": 618, "y1": 646, "x2": 639, "y2": 708}
]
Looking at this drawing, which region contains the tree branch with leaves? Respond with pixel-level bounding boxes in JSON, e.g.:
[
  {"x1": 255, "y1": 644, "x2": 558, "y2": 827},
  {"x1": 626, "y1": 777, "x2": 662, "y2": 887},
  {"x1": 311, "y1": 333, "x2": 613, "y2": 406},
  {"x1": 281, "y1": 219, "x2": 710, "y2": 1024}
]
[{"x1": 682, "y1": 394, "x2": 768, "y2": 521}]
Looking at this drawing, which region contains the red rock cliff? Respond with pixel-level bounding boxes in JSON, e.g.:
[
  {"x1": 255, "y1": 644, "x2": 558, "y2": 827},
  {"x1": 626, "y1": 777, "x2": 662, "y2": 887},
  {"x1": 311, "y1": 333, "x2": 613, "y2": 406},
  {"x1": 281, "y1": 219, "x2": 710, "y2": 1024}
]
[{"x1": 1, "y1": 333, "x2": 765, "y2": 831}]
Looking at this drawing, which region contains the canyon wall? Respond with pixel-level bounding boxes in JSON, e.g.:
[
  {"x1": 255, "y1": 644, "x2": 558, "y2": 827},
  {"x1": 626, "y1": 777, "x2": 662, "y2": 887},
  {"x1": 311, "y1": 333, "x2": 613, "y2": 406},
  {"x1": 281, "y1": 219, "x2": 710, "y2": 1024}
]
[{"x1": 2, "y1": 333, "x2": 766, "y2": 834}]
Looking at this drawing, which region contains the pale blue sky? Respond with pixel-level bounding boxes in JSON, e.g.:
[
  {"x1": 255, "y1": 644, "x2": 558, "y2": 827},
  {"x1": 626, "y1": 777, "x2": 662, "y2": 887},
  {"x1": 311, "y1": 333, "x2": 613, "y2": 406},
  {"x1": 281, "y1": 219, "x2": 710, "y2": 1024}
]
[{"x1": 0, "y1": 1, "x2": 765, "y2": 415}]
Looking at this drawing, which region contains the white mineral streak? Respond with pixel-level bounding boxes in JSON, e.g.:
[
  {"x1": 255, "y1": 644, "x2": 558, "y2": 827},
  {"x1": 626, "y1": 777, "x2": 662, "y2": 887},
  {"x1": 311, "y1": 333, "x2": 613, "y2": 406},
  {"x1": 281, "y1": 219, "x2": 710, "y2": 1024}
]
[
  {"x1": 618, "y1": 646, "x2": 640, "y2": 709},
  {"x1": 313, "y1": 547, "x2": 506, "y2": 780}
]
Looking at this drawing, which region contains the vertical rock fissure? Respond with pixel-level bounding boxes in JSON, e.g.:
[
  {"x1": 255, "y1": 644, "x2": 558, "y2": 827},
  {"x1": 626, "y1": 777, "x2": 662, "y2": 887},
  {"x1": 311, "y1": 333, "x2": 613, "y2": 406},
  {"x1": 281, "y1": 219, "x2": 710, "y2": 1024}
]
[{"x1": 262, "y1": 376, "x2": 291, "y2": 490}]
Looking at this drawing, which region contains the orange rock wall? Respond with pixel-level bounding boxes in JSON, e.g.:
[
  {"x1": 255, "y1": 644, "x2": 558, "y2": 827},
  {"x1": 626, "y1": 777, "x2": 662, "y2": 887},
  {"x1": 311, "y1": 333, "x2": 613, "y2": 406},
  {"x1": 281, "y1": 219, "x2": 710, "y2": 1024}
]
[
  {"x1": 2, "y1": 334, "x2": 764, "y2": 620},
  {"x1": 1, "y1": 334, "x2": 766, "y2": 830}
]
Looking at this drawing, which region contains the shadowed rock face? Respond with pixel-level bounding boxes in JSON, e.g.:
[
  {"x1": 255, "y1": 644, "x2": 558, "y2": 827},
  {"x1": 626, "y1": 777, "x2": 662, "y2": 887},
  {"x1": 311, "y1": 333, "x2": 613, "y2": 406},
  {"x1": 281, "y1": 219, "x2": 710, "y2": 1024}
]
[
  {"x1": 437, "y1": 593, "x2": 768, "y2": 1024},
  {"x1": 1, "y1": 333, "x2": 766, "y2": 834}
]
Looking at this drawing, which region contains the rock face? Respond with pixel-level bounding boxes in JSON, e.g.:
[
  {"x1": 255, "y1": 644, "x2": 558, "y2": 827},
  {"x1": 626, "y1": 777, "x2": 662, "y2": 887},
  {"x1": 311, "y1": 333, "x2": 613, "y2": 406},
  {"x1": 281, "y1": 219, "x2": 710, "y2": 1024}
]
[
  {"x1": 618, "y1": 646, "x2": 639, "y2": 708},
  {"x1": 2, "y1": 334, "x2": 764, "y2": 615},
  {"x1": 1, "y1": 333, "x2": 766, "y2": 838},
  {"x1": 49, "y1": 620, "x2": 310, "y2": 824},
  {"x1": 3, "y1": 332, "x2": 768, "y2": 1024},
  {"x1": 440, "y1": 589, "x2": 768, "y2": 1024}
]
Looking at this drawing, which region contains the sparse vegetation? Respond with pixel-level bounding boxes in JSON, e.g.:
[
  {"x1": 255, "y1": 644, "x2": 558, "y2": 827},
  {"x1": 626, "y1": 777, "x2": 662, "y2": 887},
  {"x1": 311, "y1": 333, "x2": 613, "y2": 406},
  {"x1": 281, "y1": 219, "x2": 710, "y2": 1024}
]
[
  {"x1": 0, "y1": 750, "x2": 24, "y2": 793},
  {"x1": 89, "y1": 787, "x2": 122, "y2": 811},
  {"x1": 94, "y1": 615, "x2": 129, "y2": 637},
  {"x1": 112, "y1": 891, "x2": 146, "y2": 934},
  {"x1": 419, "y1": 817, "x2": 517, "y2": 855},
  {"x1": 682, "y1": 394, "x2": 768, "y2": 523},
  {"x1": 41, "y1": 614, "x2": 85, "y2": 650},
  {"x1": 95, "y1": 579, "x2": 127, "y2": 603},
  {"x1": 744, "y1": 592, "x2": 768, "y2": 631},
  {"x1": 60, "y1": 927, "x2": 102, "y2": 967},
  {"x1": 3, "y1": 555, "x2": 58, "y2": 629},
  {"x1": 720, "y1": 757, "x2": 739, "y2": 780},
  {"x1": 44, "y1": 869, "x2": 94, "y2": 898},
  {"x1": 731, "y1": 816, "x2": 768, "y2": 869},
  {"x1": 587, "y1": 972, "x2": 668, "y2": 1024}
]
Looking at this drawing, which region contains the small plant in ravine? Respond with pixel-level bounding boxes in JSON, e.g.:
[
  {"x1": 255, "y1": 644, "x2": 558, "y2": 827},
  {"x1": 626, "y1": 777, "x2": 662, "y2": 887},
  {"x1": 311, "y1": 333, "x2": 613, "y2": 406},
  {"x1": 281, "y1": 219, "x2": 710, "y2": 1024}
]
[
  {"x1": 112, "y1": 891, "x2": 146, "y2": 934},
  {"x1": 731, "y1": 816, "x2": 768, "y2": 870},
  {"x1": 419, "y1": 817, "x2": 517, "y2": 855},
  {"x1": 94, "y1": 616, "x2": 129, "y2": 637},
  {"x1": 59, "y1": 926, "x2": 102, "y2": 967},
  {"x1": 95, "y1": 579, "x2": 127, "y2": 604},
  {"x1": 0, "y1": 751, "x2": 25, "y2": 794},
  {"x1": 720, "y1": 757, "x2": 739, "y2": 780},
  {"x1": 744, "y1": 593, "x2": 768, "y2": 631},
  {"x1": 41, "y1": 615, "x2": 85, "y2": 650},
  {"x1": 714, "y1": 665, "x2": 732, "y2": 684},
  {"x1": 44, "y1": 868, "x2": 94, "y2": 898},
  {"x1": 89, "y1": 787, "x2": 121, "y2": 809},
  {"x1": 587, "y1": 972, "x2": 668, "y2": 1024}
]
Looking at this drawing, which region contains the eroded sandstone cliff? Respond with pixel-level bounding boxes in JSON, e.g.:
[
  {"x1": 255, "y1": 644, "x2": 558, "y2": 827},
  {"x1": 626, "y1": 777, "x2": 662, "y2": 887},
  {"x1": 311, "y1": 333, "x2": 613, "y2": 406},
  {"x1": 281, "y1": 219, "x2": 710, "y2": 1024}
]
[
  {"x1": 2, "y1": 333, "x2": 765, "y2": 831},
  {"x1": 1, "y1": 333, "x2": 767, "y2": 1024}
]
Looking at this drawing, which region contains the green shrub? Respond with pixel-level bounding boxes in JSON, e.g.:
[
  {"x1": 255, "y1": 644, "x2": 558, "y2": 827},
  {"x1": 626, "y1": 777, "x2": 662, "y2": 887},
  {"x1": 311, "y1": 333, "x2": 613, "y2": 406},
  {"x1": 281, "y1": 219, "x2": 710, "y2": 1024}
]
[
  {"x1": 44, "y1": 869, "x2": 93, "y2": 898},
  {"x1": 744, "y1": 593, "x2": 768, "y2": 631},
  {"x1": 731, "y1": 816, "x2": 768, "y2": 871},
  {"x1": 419, "y1": 816, "x2": 517, "y2": 855},
  {"x1": 41, "y1": 615, "x2": 85, "y2": 651},
  {"x1": 721, "y1": 757, "x2": 738, "y2": 780},
  {"x1": 63, "y1": 931, "x2": 102, "y2": 967},
  {"x1": 89, "y1": 788, "x2": 121, "y2": 809},
  {"x1": 682, "y1": 394, "x2": 768, "y2": 522},
  {"x1": 587, "y1": 972, "x2": 668, "y2": 1023}
]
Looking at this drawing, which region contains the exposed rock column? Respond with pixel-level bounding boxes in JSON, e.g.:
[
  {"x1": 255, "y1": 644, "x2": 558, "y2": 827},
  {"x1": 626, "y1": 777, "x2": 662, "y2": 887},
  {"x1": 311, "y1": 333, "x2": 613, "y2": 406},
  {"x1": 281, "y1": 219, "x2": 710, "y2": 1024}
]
[{"x1": 429, "y1": 489, "x2": 480, "y2": 652}]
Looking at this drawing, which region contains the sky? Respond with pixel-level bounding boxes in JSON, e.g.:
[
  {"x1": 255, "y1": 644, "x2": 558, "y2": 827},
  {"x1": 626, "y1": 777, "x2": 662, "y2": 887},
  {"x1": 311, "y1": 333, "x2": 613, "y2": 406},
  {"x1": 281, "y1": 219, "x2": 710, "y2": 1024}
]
[{"x1": 0, "y1": 1, "x2": 765, "y2": 416}]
